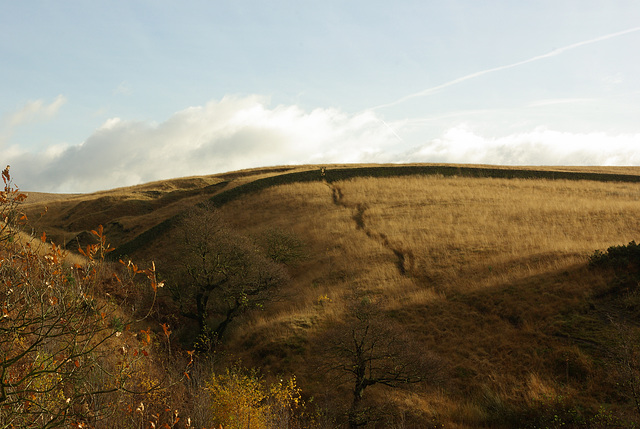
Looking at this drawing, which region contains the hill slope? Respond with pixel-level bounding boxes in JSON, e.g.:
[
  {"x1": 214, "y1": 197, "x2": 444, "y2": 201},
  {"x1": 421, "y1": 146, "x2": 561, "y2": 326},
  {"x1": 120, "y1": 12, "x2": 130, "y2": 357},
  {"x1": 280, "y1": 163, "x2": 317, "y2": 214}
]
[{"x1": 21, "y1": 164, "x2": 640, "y2": 427}]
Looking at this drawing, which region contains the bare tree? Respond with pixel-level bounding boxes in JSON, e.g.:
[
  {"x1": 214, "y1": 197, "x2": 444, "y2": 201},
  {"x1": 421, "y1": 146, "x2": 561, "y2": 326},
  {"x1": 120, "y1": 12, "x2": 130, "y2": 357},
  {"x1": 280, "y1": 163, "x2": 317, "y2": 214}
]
[
  {"x1": 323, "y1": 292, "x2": 441, "y2": 428},
  {"x1": 166, "y1": 204, "x2": 289, "y2": 349}
]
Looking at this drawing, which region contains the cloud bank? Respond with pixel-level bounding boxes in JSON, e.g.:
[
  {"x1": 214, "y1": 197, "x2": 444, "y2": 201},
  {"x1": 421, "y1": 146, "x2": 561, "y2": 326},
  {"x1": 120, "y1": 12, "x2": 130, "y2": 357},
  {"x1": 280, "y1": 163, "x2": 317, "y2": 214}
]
[
  {"x1": 6, "y1": 96, "x2": 640, "y2": 193},
  {"x1": 7, "y1": 96, "x2": 399, "y2": 192},
  {"x1": 404, "y1": 126, "x2": 640, "y2": 166}
]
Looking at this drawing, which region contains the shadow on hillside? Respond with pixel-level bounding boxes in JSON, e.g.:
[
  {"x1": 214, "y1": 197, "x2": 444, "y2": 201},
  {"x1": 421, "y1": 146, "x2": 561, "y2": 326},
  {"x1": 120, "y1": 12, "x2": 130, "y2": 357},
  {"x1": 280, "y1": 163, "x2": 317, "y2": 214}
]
[{"x1": 295, "y1": 258, "x2": 639, "y2": 428}]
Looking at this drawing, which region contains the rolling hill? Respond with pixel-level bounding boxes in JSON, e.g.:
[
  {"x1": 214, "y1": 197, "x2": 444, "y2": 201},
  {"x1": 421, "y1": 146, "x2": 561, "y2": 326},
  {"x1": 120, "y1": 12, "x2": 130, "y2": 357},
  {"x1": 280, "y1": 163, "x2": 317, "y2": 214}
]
[{"x1": 18, "y1": 163, "x2": 640, "y2": 428}]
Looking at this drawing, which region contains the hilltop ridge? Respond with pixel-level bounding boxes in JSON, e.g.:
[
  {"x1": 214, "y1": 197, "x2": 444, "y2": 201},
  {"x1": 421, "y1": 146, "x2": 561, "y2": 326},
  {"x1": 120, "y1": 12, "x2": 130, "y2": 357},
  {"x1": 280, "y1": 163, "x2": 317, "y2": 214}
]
[{"x1": 21, "y1": 163, "x2": 640, "y2": 256}]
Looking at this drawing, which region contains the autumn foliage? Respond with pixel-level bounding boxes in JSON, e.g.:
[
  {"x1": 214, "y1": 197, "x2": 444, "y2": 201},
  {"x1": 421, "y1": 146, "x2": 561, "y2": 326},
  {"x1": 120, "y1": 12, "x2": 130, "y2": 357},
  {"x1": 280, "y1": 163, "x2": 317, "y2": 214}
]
[
  {"x1": 14, "y1": 162, "x2": 640, "y2": 427},
  {"x1": 0, "y1": 166, "x2": 181, "y2": 428},
  {"x1": 0, "y1": 166, "x2": 315, "y2": 428},
  {"x1": 207, "y1": 365, "x2": 307, "y2": 429}
]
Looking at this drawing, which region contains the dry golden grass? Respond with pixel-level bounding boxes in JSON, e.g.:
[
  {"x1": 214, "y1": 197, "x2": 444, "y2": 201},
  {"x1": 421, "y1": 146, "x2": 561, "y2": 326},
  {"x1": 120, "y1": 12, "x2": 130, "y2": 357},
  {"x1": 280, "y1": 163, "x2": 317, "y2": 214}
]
[
  {"x1": 337, "y1": 175, "x2": 640, "y2": 290},
  {"x1": 214, "y1": 172, "x2": 640, "y2": 427},
  {"x1": 222, "y1": 174, "x2": 640, "y2": 312},
  {"x1": 21, "y1": 175, "x2": 229, "y2": 248},
  {"x1": 6, "y1": 226, "x2": 88, "y2": 265},
  {"x1": 21, "y1": 162, "x2": 640, "y2": 253},
  {"x1": 19, "y1": 165, "x2": 322, "y2": 250},
  {"x1": 16, "y1": 164, "x2": 640, "y2": 427}
]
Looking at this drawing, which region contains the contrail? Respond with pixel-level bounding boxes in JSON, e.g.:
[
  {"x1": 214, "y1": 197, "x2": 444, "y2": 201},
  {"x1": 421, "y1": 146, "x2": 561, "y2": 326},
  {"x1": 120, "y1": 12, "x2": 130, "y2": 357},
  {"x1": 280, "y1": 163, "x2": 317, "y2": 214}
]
[
  {"x1": 381, "y1": 119, "x2": 405, "y2": 143},
  {"x1": 372, "y1": 26, "x2": 640, "y2": 111}
]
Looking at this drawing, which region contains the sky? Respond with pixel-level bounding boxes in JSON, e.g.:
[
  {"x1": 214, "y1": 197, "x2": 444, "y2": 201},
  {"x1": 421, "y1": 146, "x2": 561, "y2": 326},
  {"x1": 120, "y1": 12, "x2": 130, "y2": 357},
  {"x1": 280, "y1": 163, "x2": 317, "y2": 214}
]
[{"x1": 1, "y1": 1, "x2": 640, "y2": 192}]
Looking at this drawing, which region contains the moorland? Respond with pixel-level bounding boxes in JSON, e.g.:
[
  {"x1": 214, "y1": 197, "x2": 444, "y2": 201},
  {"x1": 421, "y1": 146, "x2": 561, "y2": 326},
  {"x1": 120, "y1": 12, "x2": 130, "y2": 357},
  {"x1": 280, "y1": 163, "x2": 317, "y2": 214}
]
[{"x1": 5, "y1": 163, "x2": 640, "y2": 428}]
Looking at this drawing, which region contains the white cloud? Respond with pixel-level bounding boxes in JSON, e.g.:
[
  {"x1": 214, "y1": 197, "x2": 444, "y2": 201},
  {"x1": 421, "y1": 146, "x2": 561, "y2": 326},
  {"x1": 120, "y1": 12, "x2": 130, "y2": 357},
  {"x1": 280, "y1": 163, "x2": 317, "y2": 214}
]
[
  {"x1": 405, "y1": 126, "x2": 640, "y2": 166},
  {"x1": 6, "y1": 96, "x2": 640, "y2": 193},
  {"x1": 114, "y1": 81, "x2": 132, "y2": 96},
  {"x1": 6, "y1": 96, "x2": 399, "y2": 192},
  {"x1": 5, "y1": 95, "x2": 67, "y2": 127}
]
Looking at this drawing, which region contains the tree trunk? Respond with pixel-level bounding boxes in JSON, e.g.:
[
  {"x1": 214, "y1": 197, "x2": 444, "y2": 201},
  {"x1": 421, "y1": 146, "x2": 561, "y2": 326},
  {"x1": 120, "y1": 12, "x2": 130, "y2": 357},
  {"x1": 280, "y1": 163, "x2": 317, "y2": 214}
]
[
  {"x1": 349, "y1": 371, "x2": 374, "y2": 428},
  {"x1": 213, "y1": 303, "x2": 239, "y2": 341}
]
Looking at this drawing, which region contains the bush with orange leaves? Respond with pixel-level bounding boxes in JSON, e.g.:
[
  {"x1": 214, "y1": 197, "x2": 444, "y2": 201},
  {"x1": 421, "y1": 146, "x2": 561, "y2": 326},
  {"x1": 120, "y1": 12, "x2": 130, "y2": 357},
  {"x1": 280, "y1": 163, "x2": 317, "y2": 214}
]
[{"x1": 0, "y1": 166, "x2": 175, "y2": 428}]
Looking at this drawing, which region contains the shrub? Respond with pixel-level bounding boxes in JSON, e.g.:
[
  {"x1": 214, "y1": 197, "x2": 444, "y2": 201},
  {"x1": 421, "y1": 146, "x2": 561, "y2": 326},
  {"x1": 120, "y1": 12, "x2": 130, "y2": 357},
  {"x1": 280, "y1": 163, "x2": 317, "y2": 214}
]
[
  {"x1": 589, "y1": 241, "x2": 640, "y2": 294},
  {"x1": 207, "y1": 365, "x2": 308, "y2": 429},
  {"x1": 0, "y1": 165, "x2": 27, "y2": 244},
  {"x1": 0, "y1": 166, "x2": 178, "y2": 428},
  {"x1": 589, "y1": 241, "x2": 640, "y2": 271},
  {"x1": 255, "y1": 227, "x2": 307, "y2": 265}
]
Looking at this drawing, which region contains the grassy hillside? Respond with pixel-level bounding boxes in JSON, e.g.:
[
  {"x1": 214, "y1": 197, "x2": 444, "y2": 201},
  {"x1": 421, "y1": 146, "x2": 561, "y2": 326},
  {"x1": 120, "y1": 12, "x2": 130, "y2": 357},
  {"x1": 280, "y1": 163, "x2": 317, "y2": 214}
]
[
  {"x1": 21, "y1": 165, "x2": 316, "y2": 249},
  {"x1": 210, "y1": 172, "x2": 640, "y2": 427},
  {"x1": 23, "y1": 164, "x2": 640, "y2": 256},
  {"x1": 16, "y1": 164, "x2": 640, "y2": 428}
]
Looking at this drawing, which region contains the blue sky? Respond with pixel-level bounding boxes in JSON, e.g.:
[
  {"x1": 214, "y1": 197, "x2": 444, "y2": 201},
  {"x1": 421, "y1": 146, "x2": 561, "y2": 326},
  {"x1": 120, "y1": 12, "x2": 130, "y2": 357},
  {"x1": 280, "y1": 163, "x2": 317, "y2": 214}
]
[{"x1": 2, "y1": 1, "x2": 640, "y2": 192}]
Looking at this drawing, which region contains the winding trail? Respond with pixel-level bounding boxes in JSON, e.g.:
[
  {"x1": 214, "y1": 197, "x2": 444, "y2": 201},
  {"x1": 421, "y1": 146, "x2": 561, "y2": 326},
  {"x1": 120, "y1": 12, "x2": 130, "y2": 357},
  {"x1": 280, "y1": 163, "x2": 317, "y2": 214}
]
[{"x1": 324, "y1": 180, "x2": 414, "y2": 277}]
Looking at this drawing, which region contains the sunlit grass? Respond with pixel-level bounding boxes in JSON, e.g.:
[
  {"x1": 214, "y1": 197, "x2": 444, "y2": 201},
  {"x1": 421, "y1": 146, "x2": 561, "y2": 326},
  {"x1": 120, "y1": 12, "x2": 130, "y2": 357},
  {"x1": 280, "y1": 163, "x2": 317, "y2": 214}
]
[
  {"x1": 217, "y1": 173, "x2": 640, "y2": 427},
  {"x1": 224, "y1": 174, "x2": 640, "y2": 304},
  {"x1": 17, "y1": 165, "x2": 640, "y2": 427}
]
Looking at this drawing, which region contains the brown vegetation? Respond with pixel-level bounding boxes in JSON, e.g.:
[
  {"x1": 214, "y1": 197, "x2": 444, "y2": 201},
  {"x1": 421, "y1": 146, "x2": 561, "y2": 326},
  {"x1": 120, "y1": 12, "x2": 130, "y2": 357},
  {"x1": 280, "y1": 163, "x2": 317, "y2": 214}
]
[
  {"x1": 10, "y1": 163, "x2": 640, "y2": 427},
  {"x1": 163, "y1": 204, "x2": 289, "y2": 349},
  {"x1": 215, "y1": 170, "x2": 640, "y2": 427}
]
